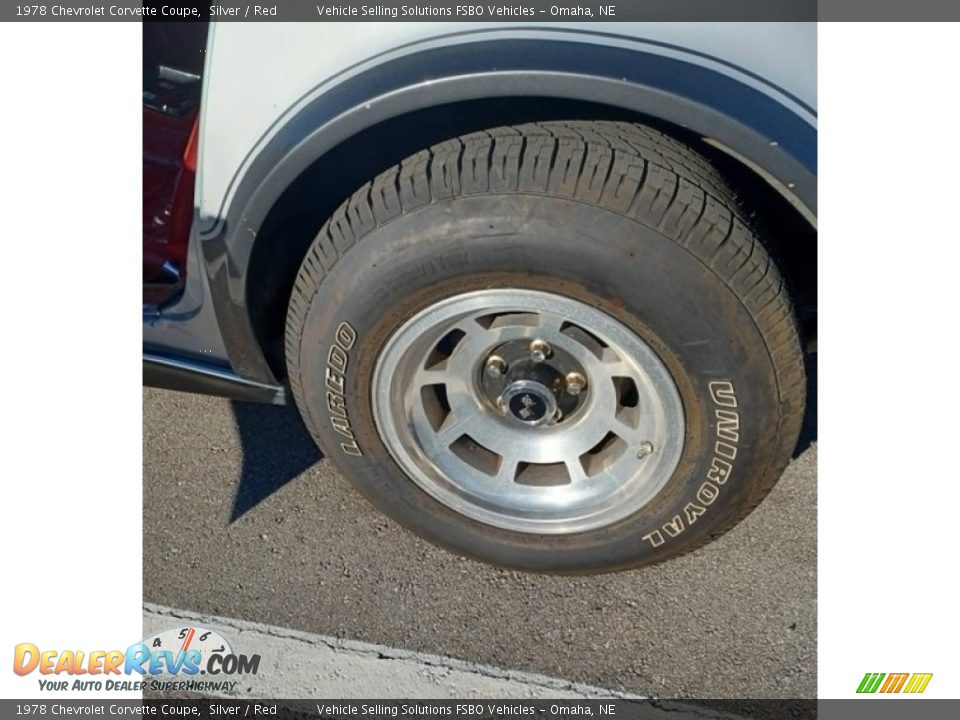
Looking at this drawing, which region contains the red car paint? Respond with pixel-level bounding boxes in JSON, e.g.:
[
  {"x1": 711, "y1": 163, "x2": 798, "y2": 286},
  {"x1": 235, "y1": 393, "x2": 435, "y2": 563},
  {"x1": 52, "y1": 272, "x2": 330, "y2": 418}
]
[{"x1": 143, "y1": 106, "x2": 197, "y2": 305}]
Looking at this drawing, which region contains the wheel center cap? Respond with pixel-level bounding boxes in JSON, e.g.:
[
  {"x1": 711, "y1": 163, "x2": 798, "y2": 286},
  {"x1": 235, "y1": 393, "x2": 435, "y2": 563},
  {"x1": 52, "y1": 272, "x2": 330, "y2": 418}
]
[{"x1": 499, "y1": 380, "x2": 557, "y2": 427}]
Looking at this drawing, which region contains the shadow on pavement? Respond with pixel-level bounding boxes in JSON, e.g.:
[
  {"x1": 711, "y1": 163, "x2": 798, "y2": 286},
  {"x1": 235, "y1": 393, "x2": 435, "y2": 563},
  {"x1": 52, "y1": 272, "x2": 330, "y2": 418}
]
[{"x1": 228, "y1": 400, "x2": 323, "y2": 521}]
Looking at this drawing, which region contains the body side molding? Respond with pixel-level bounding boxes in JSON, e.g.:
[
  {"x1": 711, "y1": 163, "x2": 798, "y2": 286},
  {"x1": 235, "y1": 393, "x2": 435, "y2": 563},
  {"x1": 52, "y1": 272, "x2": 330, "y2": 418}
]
[{"x1": 144, "y1": 353, "x2": 287, "y2": 405}]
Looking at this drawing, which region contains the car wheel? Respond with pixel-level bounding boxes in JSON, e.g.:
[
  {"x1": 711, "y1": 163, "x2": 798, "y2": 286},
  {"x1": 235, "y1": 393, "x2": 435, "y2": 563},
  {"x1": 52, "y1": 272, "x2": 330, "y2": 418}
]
[{"x1": 285, "y1": 121, "x2": 805, "y2": 572}]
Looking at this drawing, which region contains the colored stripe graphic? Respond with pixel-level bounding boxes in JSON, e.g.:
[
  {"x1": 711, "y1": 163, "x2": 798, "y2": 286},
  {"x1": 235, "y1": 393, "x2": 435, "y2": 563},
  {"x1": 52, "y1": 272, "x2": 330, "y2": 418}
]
[
  {"x1": 857, "y1": 673, "x2": 885, "y2": 693},
  {"x1": 880, "y1": 673, "x2": 908, "y2": 693},
  {"x1": 903, "y1": 673, "x2": 933, "y2": 694},
  {"x1": 857, "y1": 672, "x2": 932, "y2": 694}
]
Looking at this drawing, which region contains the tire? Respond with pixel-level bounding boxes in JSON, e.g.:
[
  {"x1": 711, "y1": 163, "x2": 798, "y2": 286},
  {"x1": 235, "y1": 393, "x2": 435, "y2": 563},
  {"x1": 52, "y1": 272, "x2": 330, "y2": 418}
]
[{"x1": 285, "y1": 120, "x2": 805, "y2": 573}]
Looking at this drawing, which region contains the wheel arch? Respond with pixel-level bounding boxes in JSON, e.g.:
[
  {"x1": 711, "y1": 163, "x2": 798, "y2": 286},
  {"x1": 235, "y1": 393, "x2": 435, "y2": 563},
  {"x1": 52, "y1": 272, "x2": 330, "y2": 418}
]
[{"x1": 200, "y1": 37, "x2": 817, "y2": 384}]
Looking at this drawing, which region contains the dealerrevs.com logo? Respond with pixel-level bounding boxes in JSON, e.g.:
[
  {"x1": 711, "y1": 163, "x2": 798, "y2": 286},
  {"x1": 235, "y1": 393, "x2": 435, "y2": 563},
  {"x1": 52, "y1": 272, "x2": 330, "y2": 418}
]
[
  {"x1": 13, "y1": 626, "x2": 260, "y2": 693},
  {"x1": 856, "y1": 672, "x2": 933, "y2": 694}
]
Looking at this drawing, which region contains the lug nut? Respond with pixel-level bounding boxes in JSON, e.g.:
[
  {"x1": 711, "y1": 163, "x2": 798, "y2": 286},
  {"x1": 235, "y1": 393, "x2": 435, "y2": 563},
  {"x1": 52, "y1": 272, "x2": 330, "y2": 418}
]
[
  {"x1": 485, "y1": 355, "x2": 507, "y2": 378},
  {"x1": 529, "y1": 339, "x2": 552, "y2": 363},
  {"x1": 636, "y1": 441, "x2": 655, "y2": 459},
  {"x1": 565, "y1": 372, "x2": 587, "y2": 396}
]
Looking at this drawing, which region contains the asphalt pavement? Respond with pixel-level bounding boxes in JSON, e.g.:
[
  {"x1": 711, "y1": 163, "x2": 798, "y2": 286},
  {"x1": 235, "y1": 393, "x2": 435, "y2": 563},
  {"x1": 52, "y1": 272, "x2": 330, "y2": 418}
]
[{"x1": 143, "y1": 359, "x2": 816, "y2": 699}]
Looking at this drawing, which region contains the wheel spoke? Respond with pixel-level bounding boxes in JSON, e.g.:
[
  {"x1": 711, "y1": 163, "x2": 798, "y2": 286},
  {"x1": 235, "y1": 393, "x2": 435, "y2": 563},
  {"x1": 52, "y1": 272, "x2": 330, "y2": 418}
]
[
  {"x1": 615, "y1": 406, "x2": 661, "y2": 443},
  {"x1": 417, "y1": 366, "x2": 457, "y2": 387},
  {"x1": 612, "y1": 418, "x2": 642, "y2": 443},
  {"x1": 494, "y1": 456, "x2": 520, "y2": 487},
  {"x1": 599, "y1": 347, "x2": 631, "y2": 375},
  {"x1": 435, "y1": 408, "x2": 485, "y2": 446},
  {"x1": 564, "y1": 458, "x2": 588, "y2": 484},
  {"x1": 440, "y1": 330, "x2": 488, "y2": 379},
  {"x1": 537, "y1": 312, "x2": 565, "y2": 332}
]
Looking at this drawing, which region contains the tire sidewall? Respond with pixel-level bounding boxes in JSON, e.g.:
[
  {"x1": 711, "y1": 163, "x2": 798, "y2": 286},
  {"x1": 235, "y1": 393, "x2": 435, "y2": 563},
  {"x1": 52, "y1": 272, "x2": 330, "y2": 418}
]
[{"x1": 293, "y1": 194, "x2": 783, "y2": 572}]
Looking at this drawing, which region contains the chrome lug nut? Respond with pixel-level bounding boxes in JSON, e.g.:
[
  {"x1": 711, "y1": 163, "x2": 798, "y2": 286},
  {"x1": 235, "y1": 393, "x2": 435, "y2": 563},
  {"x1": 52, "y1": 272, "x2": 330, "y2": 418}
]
[
  {"x1": 636, "y1": 441, "x2": 655, "y2": 459},
  {"x1": 565, "y1": 372, "x2": 587, "y2": 396},
  {"x1": 485, "y1": 355, "x2": 507, "y2": 378},
  {"x1": 529, "y1": 339, "x2": 552, "y2": 363}
]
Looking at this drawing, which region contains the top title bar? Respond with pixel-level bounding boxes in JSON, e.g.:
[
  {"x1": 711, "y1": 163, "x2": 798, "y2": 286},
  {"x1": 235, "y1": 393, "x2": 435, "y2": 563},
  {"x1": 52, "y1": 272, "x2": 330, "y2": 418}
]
[
  {"x1": 6, "y1": 1, "x2": 816, "y2": 21},
  {"x1": 5, "y1": 0, "x2": 960, "y2": 21}
]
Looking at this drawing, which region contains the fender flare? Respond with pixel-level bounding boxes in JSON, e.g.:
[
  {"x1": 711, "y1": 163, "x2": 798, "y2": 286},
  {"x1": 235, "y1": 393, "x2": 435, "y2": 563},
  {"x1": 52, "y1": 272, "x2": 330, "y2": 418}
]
[{"x1": 199, "y1": 33, "x2": 817, "y2": 383}]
